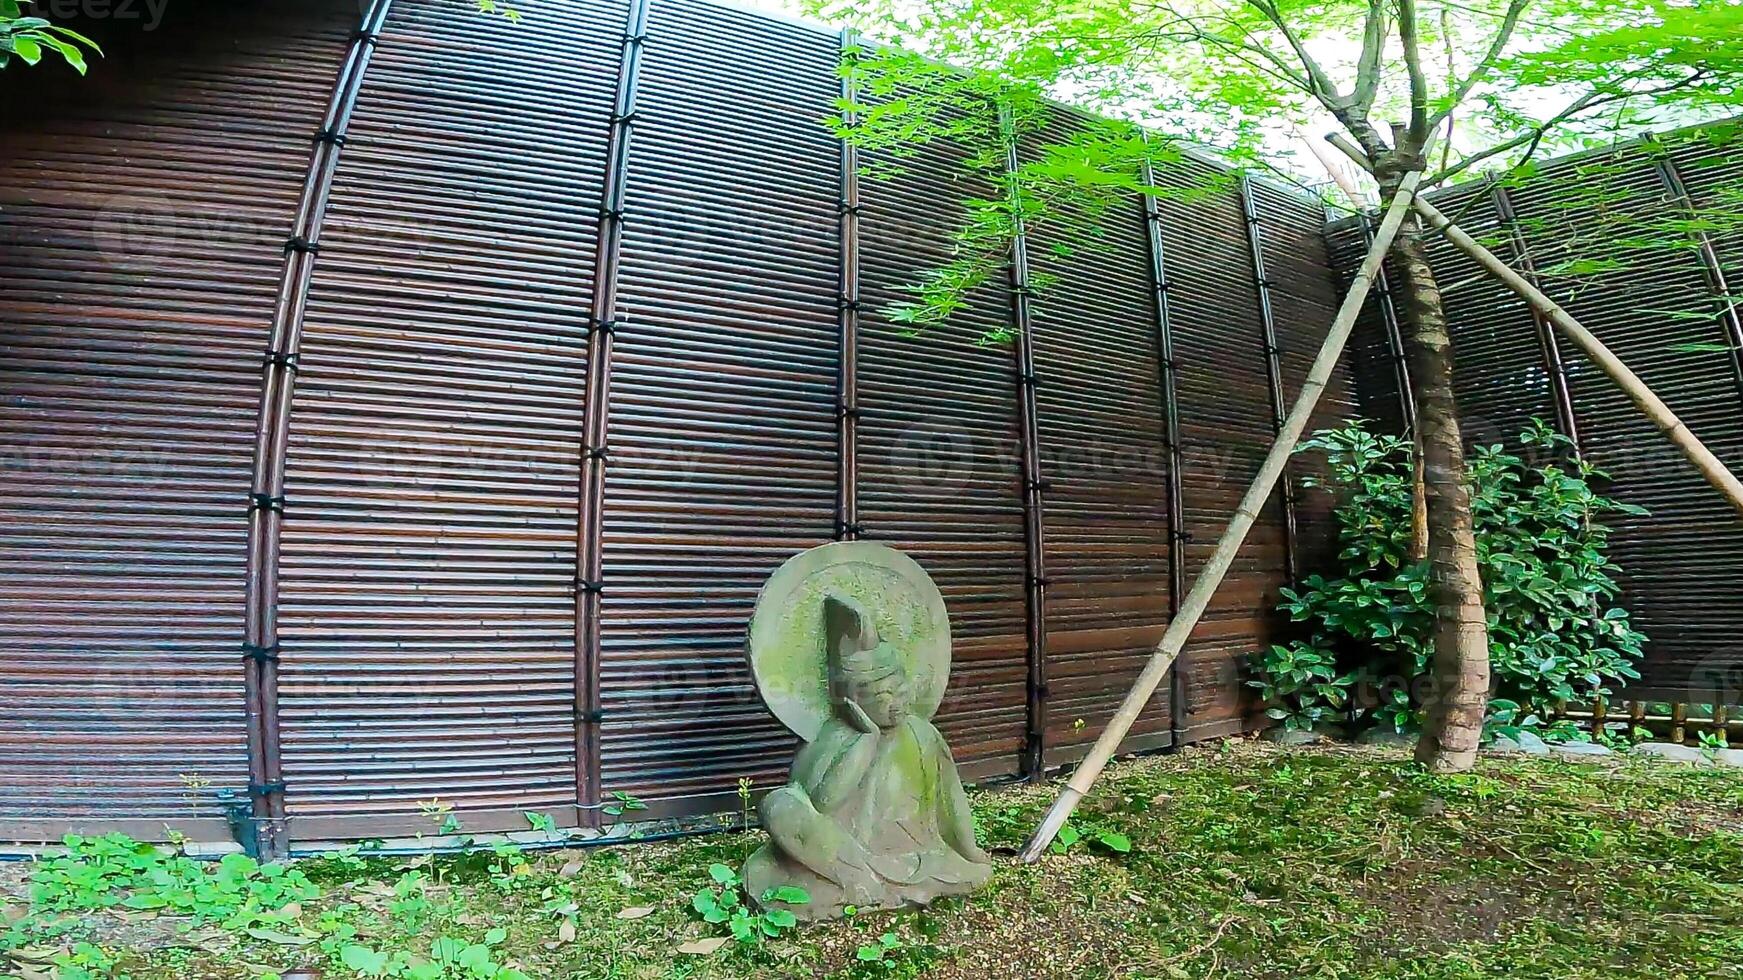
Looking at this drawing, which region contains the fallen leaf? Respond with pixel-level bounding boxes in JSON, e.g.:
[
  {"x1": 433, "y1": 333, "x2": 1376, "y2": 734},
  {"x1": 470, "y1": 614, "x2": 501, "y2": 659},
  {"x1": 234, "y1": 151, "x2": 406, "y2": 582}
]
[
  {"x1": 244, "y1": 927, "x2": 316, "y2": 946},
  {"x1": 278, "y1": 902, "x2": 303, "y2": 918},
  {"x1": 677, "y1": 937, "x2": 731, "y2": 956},
  {"x1": 558, "y1": 919, "x2": 577, "y2": 944},
  {"x1": 559, "y1": 859, "x2": 585, "y2": 878},
  {"x1": 9, "y1": 947, "x2": 61, "y2": 964},
  {"x1": 616, "y1": 906, "x2": 654, "y2": 920},
  {"x1": 1, "y1": 903, "x2": 27, "y2": 923}
]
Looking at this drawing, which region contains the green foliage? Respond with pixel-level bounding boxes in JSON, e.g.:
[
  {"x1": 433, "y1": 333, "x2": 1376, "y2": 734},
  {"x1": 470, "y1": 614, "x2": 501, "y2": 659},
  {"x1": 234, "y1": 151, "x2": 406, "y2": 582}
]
[
  {"x1": 689, "y1": 864, "x2": 807, "y2": 945},
  {"x1": 806, "y1": 0, "x2": 1743, "y2": 338},
  {"x1": 1051, "y1": 820, "x2": 1133, "y2": 855},
  {"x1": 854, "y1": 931, "x2": 905, "y2": 971},
  {"x1": 0, "y1": 0, "x2": 100, "y2": 74},
  {"x1": 471, "y1": 0, "x2": 520, "y2": 23},
  {"x1": 332, "y1": 929, "x2": 526, "y2": 980},
  {"x1": 1255, "y1": 420, "x2": 1647, "y2": 736},
  {"x1": 29, "y1": 834, "x2": 318, "y2": 928},
  {"x1": 600, "y1": 791, "x2": 647, "y2": 820},
  {"x1": 1251, "y1": 641, "x2": 1355, "y2": 731}
]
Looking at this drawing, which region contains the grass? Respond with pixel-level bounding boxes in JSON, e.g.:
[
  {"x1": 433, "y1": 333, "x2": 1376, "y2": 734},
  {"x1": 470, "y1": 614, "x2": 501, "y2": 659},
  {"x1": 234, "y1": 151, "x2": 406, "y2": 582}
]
[{"x1": 4, "y1": 740, "x2": 1742, "y2": 980}]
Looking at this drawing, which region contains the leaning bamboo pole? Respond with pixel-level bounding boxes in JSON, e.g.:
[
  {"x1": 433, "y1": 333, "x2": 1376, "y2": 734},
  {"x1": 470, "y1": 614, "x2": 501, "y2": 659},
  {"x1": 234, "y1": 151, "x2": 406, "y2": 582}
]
[
  {"x1": 1412, "y1": 196, "x2": 1743, "y2": 520},
  {"x1": 1017, "y1": 170, "x2": 1426, "y2": 862}
]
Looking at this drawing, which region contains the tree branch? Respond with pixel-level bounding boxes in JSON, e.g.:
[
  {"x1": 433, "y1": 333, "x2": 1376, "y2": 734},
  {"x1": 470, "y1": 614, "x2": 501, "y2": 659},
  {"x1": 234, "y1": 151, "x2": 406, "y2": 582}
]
[
  {"x1": 1428, "y1": 0, "x2": 1532, "y2": 131},
  {"x1": 1425, "y1": 69, "x2": 1715, "y2": 185},
  {"x1": 1248, "y1": 0, "x2": 1346, "y2": 106},
  {"x1": 1352, "y1": 0, "x2": 1387, "y2": 113},
  {"x1": 1396, "y1": 0, "x2": 1432, "y2": 146}
]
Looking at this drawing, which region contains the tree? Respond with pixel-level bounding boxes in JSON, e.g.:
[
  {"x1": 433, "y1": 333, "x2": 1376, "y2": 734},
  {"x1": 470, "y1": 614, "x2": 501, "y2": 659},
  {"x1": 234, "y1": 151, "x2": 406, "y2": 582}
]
[
  {"x1": 810, "y1": 0, "x2": 1743, "y2": 770},
  {"x1": 1, "y1": 0, "x2": 100, "y2": 73}
]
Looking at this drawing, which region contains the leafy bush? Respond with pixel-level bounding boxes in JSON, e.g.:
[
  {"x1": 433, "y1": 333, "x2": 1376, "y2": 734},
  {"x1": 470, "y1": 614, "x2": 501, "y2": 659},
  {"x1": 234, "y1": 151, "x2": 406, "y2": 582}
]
[{"x1": 1253, "y1": 420, "x2": 1647, "y2": 736}]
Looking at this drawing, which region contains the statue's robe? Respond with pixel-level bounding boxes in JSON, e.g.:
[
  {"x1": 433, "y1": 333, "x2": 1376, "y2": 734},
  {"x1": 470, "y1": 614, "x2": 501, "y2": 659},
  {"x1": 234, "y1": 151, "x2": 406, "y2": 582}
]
[{"x1": 743, "y1": 711, "x2": 992, "y2": 920}]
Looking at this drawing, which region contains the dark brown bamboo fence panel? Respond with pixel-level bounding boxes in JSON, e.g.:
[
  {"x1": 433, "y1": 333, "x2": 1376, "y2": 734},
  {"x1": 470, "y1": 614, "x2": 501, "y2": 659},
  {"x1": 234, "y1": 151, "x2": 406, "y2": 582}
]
[
  {"x1": 1323, "y1": 216, "x2": 1414, "y2": 436},
  {"x1": 855, "y1": 130, "x2": 1028, "y2": 784},
  {"x1": 596, "y1": 0, "x2": 840, "y2": 815},
  {"x1": 0, "y1": 0, "x2": 1368, "y2": 844},
  {"x1": 1246, "y1": 181, "x2": 1358, "y2": 574},
  {"x1": 1491, "y1": 186, "x2": 1582, "y2": 449},
  {"x1": 1500, "y1": 150, "x2": 1743, "y2": 701},
  {"x1": 1148, "y1": 158, "x2": 1290, "y2": 741},
  {"x1": 1666, "y1": 135, "x2": 1743, "y2": 413},
  {"x1": 1417, "y1": 183, "x2": 1559, "y2": 446},
  {"x1": 273, "y1": 0, "x2": 624, "y2": 831},
  {"x1": 0, "y1": 1, "x2": 353, "y2": 838},
  {"x1": 1023, "y1": 112, "x2": 1174, "y2": 767}
]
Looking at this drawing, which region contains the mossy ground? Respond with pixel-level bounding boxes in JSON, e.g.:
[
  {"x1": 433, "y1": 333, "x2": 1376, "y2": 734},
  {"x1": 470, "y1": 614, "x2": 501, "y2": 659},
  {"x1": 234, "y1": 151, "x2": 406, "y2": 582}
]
[{"x1": 8, "y1": 740, "x2": 1742, "y2": 979}]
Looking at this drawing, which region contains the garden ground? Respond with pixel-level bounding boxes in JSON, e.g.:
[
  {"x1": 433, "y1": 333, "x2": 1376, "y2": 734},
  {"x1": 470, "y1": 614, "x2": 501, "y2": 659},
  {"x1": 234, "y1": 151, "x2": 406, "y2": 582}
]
[{"x1": 4, "y1": 740, "x2": 1741, "y2": 980}]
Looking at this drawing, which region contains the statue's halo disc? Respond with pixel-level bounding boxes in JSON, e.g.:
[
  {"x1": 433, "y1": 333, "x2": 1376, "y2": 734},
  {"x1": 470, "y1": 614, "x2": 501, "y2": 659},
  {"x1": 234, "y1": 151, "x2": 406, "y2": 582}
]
[{"x1": 746, "y1": 541, "x2": 952, "y2": 741}]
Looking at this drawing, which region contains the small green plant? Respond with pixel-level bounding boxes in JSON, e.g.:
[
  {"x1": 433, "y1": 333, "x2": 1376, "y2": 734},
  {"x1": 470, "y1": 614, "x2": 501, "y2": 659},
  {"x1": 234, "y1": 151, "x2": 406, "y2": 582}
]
[
  {"x1": 690, "y1": 864, "x2": 808, "y2": 944},
  {"x1": 520, "y1": 811, "x2": 557, "y2": 835},
  {"x1": 1050, "y1": 820, "x2": 1133, "y2": 856},
  {"x1": 856, "y1": 931, "x2": 904, "y2": 968},
  {"x1": 418, "y1": 799, "x2": 463, "y2": 838},
  {"x1": 601, "y1": 791, "x2": 647, "y2": 820},
  {"x1": 1696, "y1": 730, "x2": 1727, "y2": 751},
  {"x1": 485, "y1": 842, "x2": 534, "y2": 894},
  {"x1": 736, "y1": 777, "x2": 755, "y2": 832}
]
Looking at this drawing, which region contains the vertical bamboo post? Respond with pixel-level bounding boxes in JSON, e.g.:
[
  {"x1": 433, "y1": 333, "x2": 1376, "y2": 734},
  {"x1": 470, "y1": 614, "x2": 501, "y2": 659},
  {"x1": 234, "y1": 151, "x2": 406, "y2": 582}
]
[
  {"x1": 1414, "y1": 196, "x2": 1743, "y2": 520},
  {"x1": 575, "y1": 0, "x2": 652, "y2": 827},
  {"x1": 835, "y1": 29, "x2": 862, "y2": 542},
  {"x1": 1490, "y1": 185, "x2": 1582, "y2": 452},
  {"x1": 242, "y1": 0, "x2": 392, "y2": 860},
  {"x1": 1355, "y1": 208, "x2": 1418, "y2": 435},
  {"x1": 1670, "y1": 702, "x2": 1688, "y2": 745},
  {"x1": 1139, "y1": 147, "x2": 1189, "y2": 747},
  {"x1": 1650, "y1": 154, "x2": 1743, "y2": 413},
  {"x1": 1000, "y1": 101, "x2": 1050, "y2": 779},
  {"x1": 1019, "y1": 170, "x2": 1426, "y2": 862},
  {"x1": 1238, "y1": 174, "x2": 1300, "y2": 584}
]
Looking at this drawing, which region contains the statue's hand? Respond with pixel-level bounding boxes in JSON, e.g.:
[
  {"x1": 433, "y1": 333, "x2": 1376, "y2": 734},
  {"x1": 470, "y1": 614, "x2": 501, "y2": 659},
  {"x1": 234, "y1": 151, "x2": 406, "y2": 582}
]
[{"x1": 837, "y1": 698, "x2": 878, "y2": 734}]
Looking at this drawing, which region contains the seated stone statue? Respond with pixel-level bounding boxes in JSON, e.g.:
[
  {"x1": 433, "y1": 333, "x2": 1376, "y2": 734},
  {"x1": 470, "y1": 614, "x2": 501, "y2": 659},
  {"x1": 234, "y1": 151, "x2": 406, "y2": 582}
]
[{"x1": 742, "y1": 543, "x2": 993, "y2": 921}]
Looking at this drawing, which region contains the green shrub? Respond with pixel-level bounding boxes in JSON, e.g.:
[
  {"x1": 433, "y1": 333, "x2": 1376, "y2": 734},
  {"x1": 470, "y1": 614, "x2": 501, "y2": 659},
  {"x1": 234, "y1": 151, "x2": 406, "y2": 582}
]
[{"x1": 1252, "y1": 420, "x2": 1647, "y2": 737}]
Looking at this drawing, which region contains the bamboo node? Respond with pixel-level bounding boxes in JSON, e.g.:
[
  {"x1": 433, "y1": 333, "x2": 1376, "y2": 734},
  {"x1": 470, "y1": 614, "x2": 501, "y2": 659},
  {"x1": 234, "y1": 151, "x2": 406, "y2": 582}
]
[{"x1": 247, "y1": 492, "x2": 286, "y2": 514}]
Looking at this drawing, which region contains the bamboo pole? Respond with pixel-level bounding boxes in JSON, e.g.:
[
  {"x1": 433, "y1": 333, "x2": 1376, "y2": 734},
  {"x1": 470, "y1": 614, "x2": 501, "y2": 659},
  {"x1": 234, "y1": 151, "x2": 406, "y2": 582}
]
[
  {"x1": 1017, "y1": 170, "x2": 1426, "y2": 862},
  {"x1": 1412, "y1": 196, "x2": 1743, "y2": 520}
]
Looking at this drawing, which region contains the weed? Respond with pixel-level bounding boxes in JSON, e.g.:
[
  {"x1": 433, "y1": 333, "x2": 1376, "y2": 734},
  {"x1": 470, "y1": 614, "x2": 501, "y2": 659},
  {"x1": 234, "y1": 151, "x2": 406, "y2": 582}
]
[{"x1": 690, "y1": 864, "x2": 808, "y2": 944}]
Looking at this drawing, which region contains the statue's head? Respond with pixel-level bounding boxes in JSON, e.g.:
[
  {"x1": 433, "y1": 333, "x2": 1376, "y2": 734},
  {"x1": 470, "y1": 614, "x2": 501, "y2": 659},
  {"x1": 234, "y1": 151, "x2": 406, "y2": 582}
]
[
  {"x1": 839, "y1": 641, "x2": 910, "y2": 728},
  {"x1": 824, "y1": 593, "x2": 912, "y2": 729}
]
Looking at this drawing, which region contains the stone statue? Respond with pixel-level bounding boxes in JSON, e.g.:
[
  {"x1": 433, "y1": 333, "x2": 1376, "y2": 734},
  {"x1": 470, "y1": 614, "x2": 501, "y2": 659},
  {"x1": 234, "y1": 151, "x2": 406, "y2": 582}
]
[{"x1": 742, "y1": 542, "x2": 993, "y2": 921}]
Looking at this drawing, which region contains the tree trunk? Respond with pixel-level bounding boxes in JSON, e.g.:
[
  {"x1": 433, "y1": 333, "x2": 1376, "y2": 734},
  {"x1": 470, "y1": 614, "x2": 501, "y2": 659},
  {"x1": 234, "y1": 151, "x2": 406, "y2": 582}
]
[{"x1": 1390, "y1": 218, "x2": 1490, "y2": 772}]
